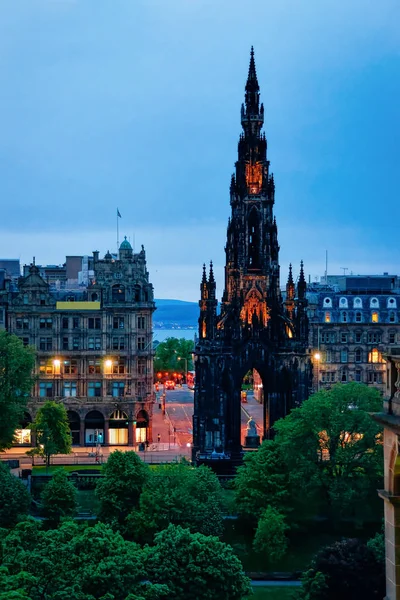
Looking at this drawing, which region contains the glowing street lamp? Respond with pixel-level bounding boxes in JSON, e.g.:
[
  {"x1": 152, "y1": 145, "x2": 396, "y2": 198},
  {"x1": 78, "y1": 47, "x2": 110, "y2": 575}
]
[{"x1": 314, "y1": 352, "x2": 321, "y2": 392}]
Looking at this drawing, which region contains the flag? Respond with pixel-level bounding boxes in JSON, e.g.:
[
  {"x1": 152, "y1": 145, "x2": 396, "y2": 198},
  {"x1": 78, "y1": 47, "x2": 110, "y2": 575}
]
[{"x1": 117, "y1": 208, "x2": 122, "y2": 218}]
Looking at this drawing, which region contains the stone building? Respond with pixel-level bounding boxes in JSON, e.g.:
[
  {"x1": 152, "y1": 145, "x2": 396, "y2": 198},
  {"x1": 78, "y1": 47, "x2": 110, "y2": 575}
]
[
  {"x1": 307, "y1": 275, "x2": 400, "y2": 394},
  {"x1": 192, "y1": 48, "x2": 312, "y2": 470},
  {"x1": 0, "y1": 238, "x2": 155, "y2": 447}
]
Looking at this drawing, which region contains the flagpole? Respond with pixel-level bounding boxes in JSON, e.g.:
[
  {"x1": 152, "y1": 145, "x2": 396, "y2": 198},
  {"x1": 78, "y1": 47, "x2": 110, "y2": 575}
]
[{"x1": 117, "y1": 209, "x2": 119, "y2": 251}]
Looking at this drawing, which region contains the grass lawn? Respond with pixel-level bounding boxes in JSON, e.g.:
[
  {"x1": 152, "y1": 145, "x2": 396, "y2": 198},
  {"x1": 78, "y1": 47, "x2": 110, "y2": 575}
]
[
  {"x1": 32, "y1": 465, "x2": 103, "y2": 474},
  {"x1": 250, "y1": 587, "x2": 297, "y2": 600}
]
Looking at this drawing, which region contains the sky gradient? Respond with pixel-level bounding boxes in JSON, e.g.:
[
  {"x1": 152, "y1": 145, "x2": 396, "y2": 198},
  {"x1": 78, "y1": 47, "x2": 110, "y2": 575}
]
[{"x1": 1, "y1": 0, "x2": 399, "y2": 301}]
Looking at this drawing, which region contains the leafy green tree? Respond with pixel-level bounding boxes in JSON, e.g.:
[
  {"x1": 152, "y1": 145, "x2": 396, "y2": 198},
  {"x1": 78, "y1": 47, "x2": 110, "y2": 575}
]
[
  {"x1": 0, "y1": 330, "x2": 35, "y2": 451},
  {"x1": 253, "y1": 506, "x2": 289, "y2": 563},
  {"x1": 0, "y1": 519, "x2": 169, "y2": 600},
  {"x1": 28, "y1": 401, "x2": 72, "y2": 469},
  {"x1": 0, "y1": 461, "x2": 30, "y2": 528},
  {"x1": 145, "y1": 524, "x2": 252, "y2": 600},
  {"x1": 298, "y1": 537, "x2": 385, "y2": 600},
  {"x1": 41, "y1": 470, "x2": 77, "y2": 524},
  {"x1": 96, "y1": 450, "x2": 149, "y2": 528},
  {"x1": 127, "y1": 462, "x2": 224, "y2": 542},
  {"x1": 274, "y1": 383, "x2": 383, "y2": 522},
  {"x1": 234, "y1": 440, "x2": 290, "y2": 521},
  {"x1": 154, "y1": 337, "x2": 194, "y2": 377}
]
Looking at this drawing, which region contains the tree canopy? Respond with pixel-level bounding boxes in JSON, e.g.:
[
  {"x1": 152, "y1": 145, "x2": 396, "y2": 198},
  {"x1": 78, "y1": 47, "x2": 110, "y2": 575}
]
[
  {"x1": 153, "y1": 338, "x2": 194, "y2": 377},
  {"x1": 28, "y1": 401, "x2": 72, "y2": 468},
  {"x1": 96, "y1": 451, "x2": 149, "y2": 528},
  {"x1": 144, "y1": 524, "x2": 252, "y2": 600},
  {"x1": 41, "y1": 469, "x2": 77, "y2": 524},
  {"x1": 127, "y1": 462, "x2": 224, "y2": 543},
  {"x1": 0, "y1": 462, "x2": 30, "y2": 528},
  {"x1": 0, "y1": 330, "x2": 35, "y2": 451},
  {"x1": 253, "y1": 505, "x2": 289, "y2": 563}
]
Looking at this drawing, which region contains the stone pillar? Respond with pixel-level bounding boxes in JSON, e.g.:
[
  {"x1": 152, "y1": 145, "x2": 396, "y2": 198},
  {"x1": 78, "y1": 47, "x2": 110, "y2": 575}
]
[
  {"x1": 128, "y1": 421, "x2": 134, "y2": 446},
  {"x1": 104, "y1": 419, "x2": 109, "y2": 446},
  {"x1": 80, "y1": 420, "x2": 85, "y2": 447},
  {"x1": 381, "y1": 493, "x2": 400, "y2": 600}
]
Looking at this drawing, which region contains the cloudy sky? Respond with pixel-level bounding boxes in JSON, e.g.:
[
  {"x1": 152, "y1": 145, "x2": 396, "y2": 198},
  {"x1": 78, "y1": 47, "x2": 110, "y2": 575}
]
[{"x1": 0, "y1": 0, "x2": 399, "y2": 301}]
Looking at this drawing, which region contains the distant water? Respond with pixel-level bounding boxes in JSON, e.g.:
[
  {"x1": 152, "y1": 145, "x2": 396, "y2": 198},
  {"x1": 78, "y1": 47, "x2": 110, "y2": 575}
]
[{"x1": 153, "y1": 329, "x2": 197, "y2": 343}]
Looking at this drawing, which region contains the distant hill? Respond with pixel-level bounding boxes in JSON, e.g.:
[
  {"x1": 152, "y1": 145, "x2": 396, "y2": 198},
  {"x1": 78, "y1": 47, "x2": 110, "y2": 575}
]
[{"x1": 154, "y1": 299, "x2": 198, "y2": 328}]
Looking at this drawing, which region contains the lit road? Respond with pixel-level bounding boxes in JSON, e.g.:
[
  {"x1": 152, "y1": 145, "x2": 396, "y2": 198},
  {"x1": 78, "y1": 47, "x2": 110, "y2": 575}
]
[{"x1": 164, "y1": 386, "x2": 194, "y2": 448}]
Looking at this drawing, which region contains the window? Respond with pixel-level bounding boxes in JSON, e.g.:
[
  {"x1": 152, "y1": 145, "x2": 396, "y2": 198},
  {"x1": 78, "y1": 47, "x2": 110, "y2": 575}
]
[
  {"x1": 354, "y1": 297, "x2": 362, "y2": 308},
  {"x1": 64, "y1": 360, "x2": 78, "y2": 375},
  {"x1": 389, "y1": 311, "x2": 396, "y2": 323},
  {"x1": 325, "y1": 350, "x2": 333, "y2": 363},
  {"x1": 112, "y1": 285, "x2": 126, "y2": 303},
  {"x1": 72, "y1": 317, "x2": 80, "y2": 329},
  {"x1": 321, "y1": 332, "x2": 335, "y2": 343},
  {"x1": 138, "y1": 358, "x2": 146, "y2": 375},
  {"x1": 16, "y1": 318, "x2": 22, "y2": 329},
  {"x1": 16, "y1": 318, "x2": 29, "y2": 329},
  {"x1": 324, "y1": 312, "x2": 331, "y2": 323},
  {"x1": 39, "y1": 338, "x2": 52, "y2": 351},
  {"x1": 355, "y1": 312, "x2": 362, "y2": 323},
  {"x1": 72, "y1": 337, "x2": 80, "y2": 350},
  {"x1": 137, "y1": 336, "x2": 146, "y2": 351},
  {"x1": 355, "y1": 332, "x2": 362, "y2": 343},
  {"x1": 88, "y1": 360, "x2": 101, "y2": 374},
  {"x1": 113, "y1": 317, "x2": 125, "y2": 330},
  {"x1": 321, "y1": 372, "x2": 335, "y2": 383},
  {"x1": 341, "y1": 370, "x2": 348, "y2": 383},
  {"x1": 23, "y1": 294, "x2": 29, "y2": 305},
  {"x1": 39, "y1": 318, "x2": 52, "y2": 329},
  {"x1": 339, "y1": 297, "x2": 348, "y2": 308},
  {"x1": 137, "y1": 381, "x2": 146, "y2": 397},
  {"x1": 112, "y1": 337, "x2": 125, "y2": 350},
  {"x1": 340, "y1": 332, "x2": 348, "y2": 343},
  {"x1": 62, "y1": 317, "x2": 69, "y2": 329},
  {"x1": 112, "y1": 382, "x2": 125, "y2": 397},
  {"x1": 39, "y1": 360, "x2": 54, "y2": 375},
  {"x1": 370, "y1": 298, "x2": 379, "y2": 308},
  {"x1": 368, "y1": 371, "x2": 383, "y2": 384},
  {"x1": 112, "y1": 359, "x2": 126, "y2": 374},
  {"x1": 22, "y1": 337, "x2": 29, "y2": 346},
  {"x1": 137, "y1": 316, "x2": 146, "y2": 329},
  {"x1": 341, "y1": 350, "x2": 348, "y2": 363},
  {"x1": 388, "y1": 298, "x2": 397, "y2": 308},
  {"x1": 63, "y1": 382, "x2": 77, "y2": 397},
  {"x1": 371, "y1": 311, "x2": 379, "y2": 323},
  {"x1": 389, "y1": 332, "x2": 396, "y2": 344},
  {"x1": 368, "y1": 348, "x2": 382, "y2": 363},
  {"x1": 368, "y1": 332, "x2": 381, "y2": 344},
  {"x1": 355, "y1": 348, "x2": 362, "y2": 363},
  {"x1": 62, "y1": 337, "x2": 69, "y2": 350},
  {"x1": 88, "y1": 336, "x2": 102, "y2": 351},
  {"x1": 39, "y1": 382, "x2": 53, "y2": 398},
  {"x1": 323, "y1": 297, "x2": 332, "y2": 307},
  {"x1": 355, "y1": 369, "x2": 362, "y2": 382},
  {"x1": 88, "y1": 317, "x2": 101, "y2": 330},
  {"x1": 40, "y1": 294, "x2": 46, "y2": 306},
  {"x1": 88, "y1": 382, "x2": 102, "y2": 397}
]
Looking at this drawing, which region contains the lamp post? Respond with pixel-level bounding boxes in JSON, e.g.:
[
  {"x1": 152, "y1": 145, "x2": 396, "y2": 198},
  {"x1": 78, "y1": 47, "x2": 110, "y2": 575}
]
[
  {"x1": 314, "y1": 353, "x2": 321, "y2": 392},
  {"x1": 178, "y1": 357, "x2": 188, "y2": 384}
]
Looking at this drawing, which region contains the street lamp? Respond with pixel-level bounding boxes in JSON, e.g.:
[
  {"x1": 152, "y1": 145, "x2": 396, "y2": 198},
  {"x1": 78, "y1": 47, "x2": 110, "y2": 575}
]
[
  {"x1": 178, "y1": 357, "x2": 188, "y2": 384},
  {"x1": 314, "y1": 352, "x2": 321, "y2": 392}
]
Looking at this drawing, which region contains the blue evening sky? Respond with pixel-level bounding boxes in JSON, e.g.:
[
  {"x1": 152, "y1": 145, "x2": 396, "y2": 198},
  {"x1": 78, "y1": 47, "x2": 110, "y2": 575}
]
[{"x1": 0, "y1": 0, "x2": 399, "y2": 301}]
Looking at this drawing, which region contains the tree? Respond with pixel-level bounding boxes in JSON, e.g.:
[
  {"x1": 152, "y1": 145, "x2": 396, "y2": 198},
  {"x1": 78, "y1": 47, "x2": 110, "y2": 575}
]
[
  {"x1": 0, "y1": 462, "x2": 30, "y2": 528},
  {"x1": 298, "y1": 537, "x2": 385, "y2": 600},
  {"x1": 126, "y1": 462, "x2": 224, "y2": 543},
  {"x1": 234, "y1": 440, "x2": 290, "y2": 521},
  {"x1": 41, "y1": 469, "x2": 77, "y2": 524},
  {"x1": 145, "y1": 524, "x2": 252, "y2": 600},
  {"x1": 0, "y1": 330, "x2": 35, "y2": 451},
  {"x1": 0, "y1": 519, "x2": 169, "y2": 600},
  {"x1": 28, "y1": 401, "x2": 72, "y2": 468},
  {"x1": 153, "y1": 338, "x2": 194, "y2": 378},
  {"x1": 96, "y1": 450, "x2": 149, "y2": 528},
  {"x1": 273, "y1": 383, "x2": 384, "y2": 522},
  {"x1": 253, "y1": 506, "x2": 289, "y2": 563}
]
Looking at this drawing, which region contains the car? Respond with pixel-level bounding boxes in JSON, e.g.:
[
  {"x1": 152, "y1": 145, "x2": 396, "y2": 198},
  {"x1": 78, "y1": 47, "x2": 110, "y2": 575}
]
[{"x1": 165, "y1": 380, "x2": 175, "y2": 390}]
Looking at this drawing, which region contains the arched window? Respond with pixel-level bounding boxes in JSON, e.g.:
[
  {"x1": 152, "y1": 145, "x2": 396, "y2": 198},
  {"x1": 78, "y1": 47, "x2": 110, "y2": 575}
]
[
  {"x1": 91, "y1": 292, "x2": 98, "y2": 301},
  {"x1": 248, "y1": 209, "x2": 260, "y2": 270},
  {"x1": 355, "y1": 311, "x2": 362, "y2": 323},
  {"x1": 341, "y1": 349, "x2": 348, "y2": 363},
  {"x1": 368, "y1": 348, "x2": 382, "y2": 363},
  {"x1": 355, "y1": 348, "x2": 362, "y2": 363},
  {"x1": 354, "y1": 297, "x2": 362, "y2": 308},
  {"x1": 341, "y1": 369, "x2": 348, "y2": 383},
  {"x1": 341, "y1": 311, "x2": 348, "y2": 323},
  {"x1": 339, "y1": 297, "x2": 348, "y2": 308},
  {"x1": 325, "y1": 312, "x2": 331, "y2": 323},
  {"x1": 370, "y1": 297, "x2": 379, "y2": 308},
  {"x1": 388, "y1": 297, "x2": 397, "y2": 309},
  {"x1": 371, "y1": 311, "x2": 379, "y2": 323},
  {"x1": 112, "y1": 284, "x2": 125, "y2": 303},
  {"x1": 323, "y1": 297, "x2": 332, "y2": 307},
  {"x1": 389, "y1": 311, "x2": 396, "y2": 323}
]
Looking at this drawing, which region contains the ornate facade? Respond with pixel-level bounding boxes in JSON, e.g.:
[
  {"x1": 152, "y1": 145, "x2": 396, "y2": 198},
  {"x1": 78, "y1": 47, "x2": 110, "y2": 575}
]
[
  {"x1": 0, "y1": 239, "x2": 155, "y2": 447},
  {"x1": 193, "y1": 49, "x2": 312, "y2": 468}
]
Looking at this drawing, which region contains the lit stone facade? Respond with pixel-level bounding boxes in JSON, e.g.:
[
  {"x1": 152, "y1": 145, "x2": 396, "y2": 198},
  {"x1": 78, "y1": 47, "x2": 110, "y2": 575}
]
[
  {"x1": 308, "y1": 286, "x2": 400, "y2": 394},
  {"x1": 0, "y1": 240, "x2": 155, "y2": 447}
]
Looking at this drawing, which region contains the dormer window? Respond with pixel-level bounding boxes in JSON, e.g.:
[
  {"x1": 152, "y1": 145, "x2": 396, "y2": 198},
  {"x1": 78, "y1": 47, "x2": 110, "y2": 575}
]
[
  {"x1": 354, "y1": 297, "x2": 362, "y2": 308},
  {"x1": 339, "y1": 297, "x2": 348, "y2": 308},
  {"x1": 370, "y1": 297, "x2": 379, "y2": 308},
  {"x1": 323, "y1": 297, "x2": 332, "y2": 308},
  {"x1": 388, "y1": 297, "x2": 397, "y2": 308}
]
